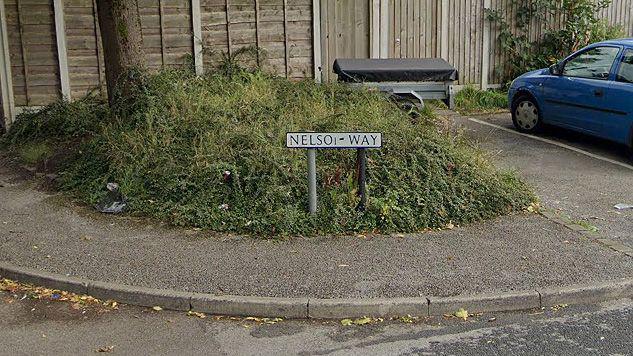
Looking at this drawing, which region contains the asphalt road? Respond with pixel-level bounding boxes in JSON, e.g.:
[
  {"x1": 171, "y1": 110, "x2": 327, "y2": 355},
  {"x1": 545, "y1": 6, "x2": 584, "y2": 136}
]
[
  {"x1": 1, "y1": 290, "x2": 632, "y2": 355},
  {"x1": 454, "y1": 112, "x2": 633, "y2": 248}
]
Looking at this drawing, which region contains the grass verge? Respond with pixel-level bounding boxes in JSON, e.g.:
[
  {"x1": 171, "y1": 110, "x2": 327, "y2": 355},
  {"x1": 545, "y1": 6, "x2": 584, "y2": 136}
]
[{"x1": 1, "y1": 68, "x2": 535, "y2": 236}]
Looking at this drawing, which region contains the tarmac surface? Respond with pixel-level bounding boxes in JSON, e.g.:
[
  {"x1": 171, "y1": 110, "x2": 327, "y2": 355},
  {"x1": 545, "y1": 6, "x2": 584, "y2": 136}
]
[
  {"x1": 455, "y1": 112, "x2": 633, "y2": 248},
  {"x1": 1, "y1": 289, "x2": 631, "y2": 355}
]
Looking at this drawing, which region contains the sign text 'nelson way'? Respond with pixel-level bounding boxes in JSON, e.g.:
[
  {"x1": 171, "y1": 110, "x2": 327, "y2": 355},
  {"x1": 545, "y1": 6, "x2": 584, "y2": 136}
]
[{"x1": 286, "y1": 132, "x2": 382, "y2": 149}]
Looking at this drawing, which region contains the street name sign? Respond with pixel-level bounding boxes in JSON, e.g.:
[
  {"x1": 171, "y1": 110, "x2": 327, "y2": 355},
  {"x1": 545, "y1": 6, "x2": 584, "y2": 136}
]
[
  {"x1": 286, "y1": 132, "x2": 383, "y2": 215},
  {"x1": 286, "y1": 132, "x2": 382, "y2": 149}
]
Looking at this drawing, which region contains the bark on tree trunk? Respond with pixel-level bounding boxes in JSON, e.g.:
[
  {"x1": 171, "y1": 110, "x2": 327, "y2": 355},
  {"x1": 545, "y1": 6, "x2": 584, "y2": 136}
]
[{"x1": 95, "y1": 0, "x2": 145, "y2": 105}]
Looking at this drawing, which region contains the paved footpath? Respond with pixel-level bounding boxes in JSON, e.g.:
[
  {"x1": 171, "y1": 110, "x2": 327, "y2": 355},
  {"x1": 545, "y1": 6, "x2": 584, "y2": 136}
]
[{"x1": 1, "y1": 110, "x2": 632, "y2": 303}]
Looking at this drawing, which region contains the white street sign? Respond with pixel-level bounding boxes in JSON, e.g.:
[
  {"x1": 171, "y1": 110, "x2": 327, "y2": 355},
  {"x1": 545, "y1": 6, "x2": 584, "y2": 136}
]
[{"x1": 286, "y1": 132, "x2": 382, "y2": 149}]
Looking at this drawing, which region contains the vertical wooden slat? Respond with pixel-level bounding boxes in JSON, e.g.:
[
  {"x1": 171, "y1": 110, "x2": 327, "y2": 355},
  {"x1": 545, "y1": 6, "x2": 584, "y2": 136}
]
[
  {"x1": 53, "y1": 0, "x2": 70, "y2": 100},
  {"x1": 412, "y1": 0, "x2": 418, "y2": 57},
  {"x1": 399, "y1": 0, "x2": 404, "y2": 57},
  {"x1": 408, "y1": 0, "x2": 413, "y2": 57},
  {"x1": 464, "y1": 0, "x2": 471, "y2": 84},
  {"x1": 440, "y1": 0, "x2": 448, "y2": 60},
  {"x1": 424, "y1": 0, "x2": 431, "y2": 57},
  {"x1": 0, "y1": 0, "x2": 14, "y2": 125},
  {"x1": 191, "y1": 0, "x2": 203, "y2": 75}
]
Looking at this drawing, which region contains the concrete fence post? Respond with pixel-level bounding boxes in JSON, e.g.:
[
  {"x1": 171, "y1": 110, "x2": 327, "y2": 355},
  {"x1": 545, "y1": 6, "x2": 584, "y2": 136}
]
[{"x1": 53, "y1": 0, "x2": 71, "y2": 100}]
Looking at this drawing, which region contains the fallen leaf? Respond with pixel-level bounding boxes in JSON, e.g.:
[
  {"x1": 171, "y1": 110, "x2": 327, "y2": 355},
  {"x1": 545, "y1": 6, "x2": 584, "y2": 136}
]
[
  {"x1": 96, "y1": 345, "x2": 114, "y2": 353},
  {"x1": 152, "y1": 306, "x2": 163, "y2": 311},
  {"x1": 340, "y1": 319, "x2": 353, "y2": 326},
  {"x1": 454, "y1": 308, "x2": 469, "y2": 320},
  {"x1": 187, "y1": 311, "x2": 206, "y2": 319},
  {"x1": 262, "y1": 317, "x2": 283, "y2": 324},
  {"x1": 399, "y1": 315, "x2": 418, "y2": 323},
  {"x1": 353, "y1": 317, "x2": 373, "y2": 325}
]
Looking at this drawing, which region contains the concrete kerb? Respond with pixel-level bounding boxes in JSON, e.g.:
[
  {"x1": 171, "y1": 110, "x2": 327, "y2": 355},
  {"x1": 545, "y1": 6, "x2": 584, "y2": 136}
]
[{"x1": 1, "y1": 261, "x2": 632, "y2": 319}]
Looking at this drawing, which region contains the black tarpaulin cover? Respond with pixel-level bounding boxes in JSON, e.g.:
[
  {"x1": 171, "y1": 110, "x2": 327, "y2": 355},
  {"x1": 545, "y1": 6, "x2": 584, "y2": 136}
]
[{"x1": 333, "y1": 58, "x2": 458, "y2": 83}]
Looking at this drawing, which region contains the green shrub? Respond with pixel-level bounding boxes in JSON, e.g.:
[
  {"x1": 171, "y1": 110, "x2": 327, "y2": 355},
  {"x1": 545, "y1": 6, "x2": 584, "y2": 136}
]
[
  {"x1": 487, "y1": 0, "x2": 624, "y2": 83},
  {"x1": 1, "y1": 94, "x2": 107, "y2": 146},
  {"x1": 455, "y1": 86, "x2": 509, "y2": 113},
  {"x1": 3, "y1": 68, "x2": 535, "y2": 236}
]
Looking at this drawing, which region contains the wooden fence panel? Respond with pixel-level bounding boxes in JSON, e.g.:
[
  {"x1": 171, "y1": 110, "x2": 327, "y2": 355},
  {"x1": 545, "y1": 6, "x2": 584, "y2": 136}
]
[
  {"x1": 64, "y1": 0, "x2": 104, "y2": 99},
  {"x1": 320, "y1": 0, "x2": 369, "y2": 81},
  {"x1": 200, "y1": 0, "x2": 312, "y2": 78},
  {"x1": 388, "y1": 0, "x2": 438, "y2": 59},
  {"x1": 5, "y1": 0, "x2": 60, "y2": 106}
]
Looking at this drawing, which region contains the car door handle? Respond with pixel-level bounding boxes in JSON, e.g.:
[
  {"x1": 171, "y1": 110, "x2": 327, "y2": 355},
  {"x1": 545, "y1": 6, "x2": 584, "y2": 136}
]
[{"x1": 594, "y1": 89, "x2": 604, "y2": 97}]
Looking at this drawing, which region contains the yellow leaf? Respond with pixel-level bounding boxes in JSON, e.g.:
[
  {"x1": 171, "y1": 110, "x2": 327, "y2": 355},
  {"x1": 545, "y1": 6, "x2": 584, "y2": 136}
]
[
  {"x1": 454, "y1": 308, "x2": 469, "y2": 320},
  {"x1": 353, "y1": 317, "x2": 372, "y2": 325},
  {"x1": 340, "y1": 319, "x2": 353, "y2": 326},
  {"x1": 152, "y1": 306, "x2": 163, "y2": 311},
  {"x1": 187, "y1": 311, "x2": 206, "y2": 318}
]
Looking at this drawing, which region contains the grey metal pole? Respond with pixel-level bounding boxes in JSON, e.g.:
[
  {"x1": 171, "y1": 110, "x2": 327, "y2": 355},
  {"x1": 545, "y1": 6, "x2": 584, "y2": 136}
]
[
  {"x1": 307, "y1": 148, "x2": 317, "y2": 214},
  {"x1": 357, "y1": 148, "x2": 367, "y2": 211}
]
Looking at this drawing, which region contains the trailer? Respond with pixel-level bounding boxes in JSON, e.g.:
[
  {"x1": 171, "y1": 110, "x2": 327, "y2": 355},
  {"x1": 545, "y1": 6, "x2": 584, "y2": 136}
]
[{"x1": 333, "y1": 58, "x2": 458, "y2": 110}]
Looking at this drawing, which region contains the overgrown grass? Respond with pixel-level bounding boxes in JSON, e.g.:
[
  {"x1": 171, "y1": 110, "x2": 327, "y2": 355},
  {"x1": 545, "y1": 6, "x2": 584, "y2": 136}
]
[
  {"x1": 1, "y1": 68, "x2": 535, "y2": 236},
  {"x1": 455, "y1": 86, "x2": 509, "y2": 114},
  {"x1": 17, "y1": 142, "x2": 52, "y2": 165}
]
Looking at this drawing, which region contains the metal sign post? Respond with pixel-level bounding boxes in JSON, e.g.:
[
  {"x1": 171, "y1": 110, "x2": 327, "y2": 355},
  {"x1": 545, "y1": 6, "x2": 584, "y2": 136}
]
[
  {"x1": 356, "y1": 148, "x2": 367, "y2": 211},
  {"x1": 286, "y1": 132, "x2": 382, "y2": 214},
  {"x1": 307, "y1": 148, "x2": 317, "y2": 214}
]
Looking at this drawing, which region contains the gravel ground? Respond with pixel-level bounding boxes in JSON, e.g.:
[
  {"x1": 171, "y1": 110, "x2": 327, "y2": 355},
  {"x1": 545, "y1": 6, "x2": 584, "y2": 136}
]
[{"x1": 1, "y1": 157, "x2": 631, "y2": 299}]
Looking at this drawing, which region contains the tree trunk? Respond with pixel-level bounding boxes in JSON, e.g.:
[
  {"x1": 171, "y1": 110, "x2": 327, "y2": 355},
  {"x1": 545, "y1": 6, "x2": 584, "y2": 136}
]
[{"x1": 95, "y1": 0, "x2": 145, "y2": 105}]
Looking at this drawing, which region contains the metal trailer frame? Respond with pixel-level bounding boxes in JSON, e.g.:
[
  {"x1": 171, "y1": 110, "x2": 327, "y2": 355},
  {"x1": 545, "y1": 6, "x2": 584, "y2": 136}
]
[{"x1": 348, "y1": 81, "x2": 456, "y2": 110}]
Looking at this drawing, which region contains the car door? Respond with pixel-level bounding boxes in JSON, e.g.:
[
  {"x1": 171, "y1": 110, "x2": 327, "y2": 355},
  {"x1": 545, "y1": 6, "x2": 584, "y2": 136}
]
[
  {"x1": 602, "y1": 49, "x2": 633, "y2": 144},
  {"x1": 541, "y1": 46, "x2": 621, "y2": 135}
]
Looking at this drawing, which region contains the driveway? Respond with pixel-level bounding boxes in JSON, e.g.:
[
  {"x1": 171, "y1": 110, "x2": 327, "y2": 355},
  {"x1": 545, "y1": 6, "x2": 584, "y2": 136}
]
[{"x1": 452, "y1": 111, "x2": 633, "y2": 248}]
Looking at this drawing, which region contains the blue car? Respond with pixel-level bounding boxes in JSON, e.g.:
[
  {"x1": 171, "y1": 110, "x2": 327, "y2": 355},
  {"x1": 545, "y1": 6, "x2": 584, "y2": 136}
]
[{"x1": 508, "y1": 39, "x2": 633, "y2": 147}]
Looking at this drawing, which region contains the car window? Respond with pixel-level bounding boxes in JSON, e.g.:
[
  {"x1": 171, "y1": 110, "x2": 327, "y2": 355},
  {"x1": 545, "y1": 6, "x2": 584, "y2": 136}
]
[
  {"x1": 563, "y1": 46, "x2": 620, "y2": 80},
  {"x1": 616, "y1": 49, "x2": 633, "y2": 84}
]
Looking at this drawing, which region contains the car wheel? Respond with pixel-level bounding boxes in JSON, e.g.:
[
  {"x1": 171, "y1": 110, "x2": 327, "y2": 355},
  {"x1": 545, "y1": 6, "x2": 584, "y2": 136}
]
[{"x1": 512, "y1": 95, "x2": 543, "y2": 133}]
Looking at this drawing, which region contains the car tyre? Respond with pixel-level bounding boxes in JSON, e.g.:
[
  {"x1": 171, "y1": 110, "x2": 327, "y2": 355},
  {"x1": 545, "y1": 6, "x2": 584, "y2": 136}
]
[{"x1": 511, "y1": 95, "x2": 543, "y2": 133}]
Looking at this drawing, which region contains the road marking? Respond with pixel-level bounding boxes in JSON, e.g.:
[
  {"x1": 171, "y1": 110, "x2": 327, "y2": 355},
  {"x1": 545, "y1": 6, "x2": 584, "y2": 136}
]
[{"x1": 466, "y1": 117, "x2": 633, "y2": 172}]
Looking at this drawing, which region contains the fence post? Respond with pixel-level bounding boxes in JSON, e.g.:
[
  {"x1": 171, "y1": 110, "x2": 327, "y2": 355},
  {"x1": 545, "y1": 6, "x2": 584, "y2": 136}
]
[
  {"x1": 440, "y1": 0, "x2": 449, "y2": 61},
  {"x1": 481, "y1": 0, "x2": 491, "y2": 90},
  {"x1": 191, "y1": 0, "x2": 203, "y2": 76},
  {"x1": 53, "y1": 0, "x2": 71, "y2": 100},
  {"x1": 379, "y1": 0, "x2": 388, "y2": 58},
  {"x1": 371, "y1": 0, "x2": 380, "y2": 58},
  {"x1": 0, "y1": 0, "x2": 14, "y2": 127},
  {"x1": 312, "y1": 0, "x2": 322, "y2": 82}
]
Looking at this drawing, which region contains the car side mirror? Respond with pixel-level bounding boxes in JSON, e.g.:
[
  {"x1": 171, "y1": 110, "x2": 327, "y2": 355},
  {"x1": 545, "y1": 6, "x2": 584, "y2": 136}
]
[{"x1": 549, "y1": 63, "x2": 562, "y2": 76}]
